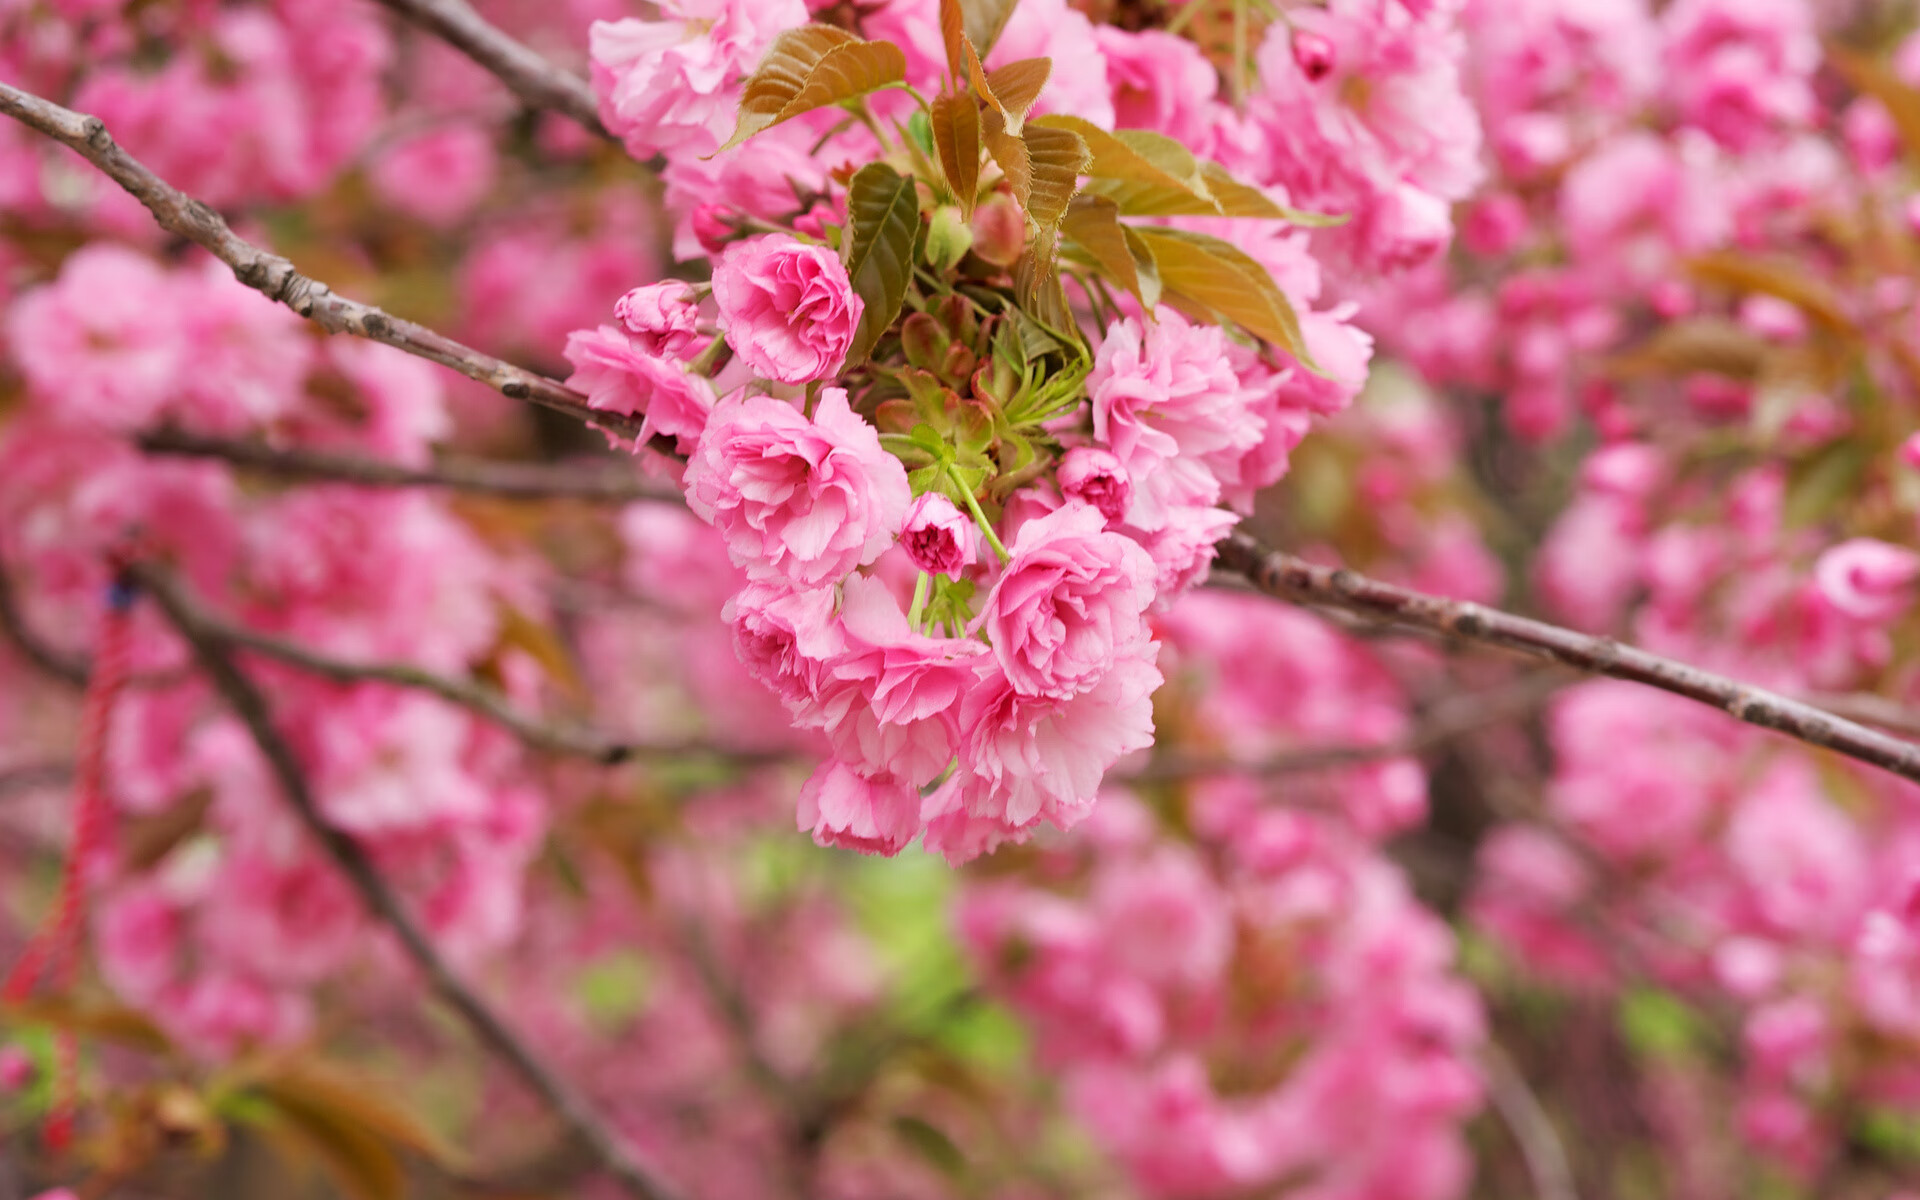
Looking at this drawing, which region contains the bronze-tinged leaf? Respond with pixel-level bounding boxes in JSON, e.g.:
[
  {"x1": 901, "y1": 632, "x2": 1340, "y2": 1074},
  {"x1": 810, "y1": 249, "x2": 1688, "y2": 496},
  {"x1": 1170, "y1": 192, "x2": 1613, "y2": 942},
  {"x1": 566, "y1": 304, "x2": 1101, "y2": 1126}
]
[
  {"x1": 718, "y1": 27, "x2": 904, "y2": 153},
  {"x1": 939, "y1": 0, "x2": 967, "y2": 80},
  {"x1": 1123, "y1": 225, "x2": 1163, "y2": 310},
  {"x1": 1021, "y1": 121, "x2": 1089, "y2": 234},
  {"x1": 1829, "y1": 43, "x2": 1920, "y2": 169},
  {"x1": 1198, "y1": 162, "x2": 1346, "y2": 226},
  {"x1": 3, "y1": 997, "x2": 172, "y2": 1053},
  {"x1": 1060, "y1": 196, "x2": 1146, "y2": 306},
  {"x1": 1132, "y1": 226, "x2": 1312, "y2": 363},
  {"x1": 1031, "y1": 115, "x2": 1209, "y2": 214},
  {"x1": 238, "y1": 1058, "x2": 467, "y2": 1200},
  {"x1": 930, "y1": 91, "x2": 982, "y2": 218},
  {"x1": 843, "y1": 163, "x2": 922, "y2": 366},
  {"x1": 982, "y1": 57, "x2": 1050, "y2": 130},
  {"x1": 983, "y1": 107, "x2": 1032, "y2": 207},
  {"x1": 1015, "y1": 240, "x2": 1073, "y2": 327},
  {"x1": 120, "y1": 786, "x2": 215, "y2": 872},
  {"x1": 961, "y1": 0, "x2": 1020, "y2": 60},
  {"x1": 1605, "y1": 317, "x2": 1769, "y2": 381},
  {"x1": 1687, "y1": 252, "x2": 1854, "y2": 336}
]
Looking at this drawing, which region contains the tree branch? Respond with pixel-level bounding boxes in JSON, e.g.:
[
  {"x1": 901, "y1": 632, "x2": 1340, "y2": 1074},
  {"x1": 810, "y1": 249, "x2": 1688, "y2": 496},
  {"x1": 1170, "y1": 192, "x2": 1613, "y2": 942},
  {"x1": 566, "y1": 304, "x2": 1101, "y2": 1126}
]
[
  {"x1": 1482, "y1": 1043, "x2": 1579, "y2": 1200},
  {"x1": 1216, "y1": 533, "x2": 1920, "y2": 787},
  {"x1": 137, "y1": 429, "x2": 679, "y2": 504},
  {"x1": 129, "y1": 561, "x2": 687, "y2": 1200},
  {"x1": 131, "y1": 564, "x2": 720, "y2": 766},
  {"x1": 371, "y1": 0, "x2": 610, "y2": 140},
  {"x1": 1130, "y1": 673, "x2": 1562, "y2": 783},
  {"x1": 0, "y1": 82, "x2": 643, "y2": 445}
]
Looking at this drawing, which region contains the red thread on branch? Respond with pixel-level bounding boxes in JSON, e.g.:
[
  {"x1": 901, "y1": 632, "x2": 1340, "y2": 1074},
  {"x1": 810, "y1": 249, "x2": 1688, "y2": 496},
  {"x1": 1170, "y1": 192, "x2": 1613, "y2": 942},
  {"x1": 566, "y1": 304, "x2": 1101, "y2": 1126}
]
[{"x1": 3, "y1": 574, "x2": 135, "y2": 1150}]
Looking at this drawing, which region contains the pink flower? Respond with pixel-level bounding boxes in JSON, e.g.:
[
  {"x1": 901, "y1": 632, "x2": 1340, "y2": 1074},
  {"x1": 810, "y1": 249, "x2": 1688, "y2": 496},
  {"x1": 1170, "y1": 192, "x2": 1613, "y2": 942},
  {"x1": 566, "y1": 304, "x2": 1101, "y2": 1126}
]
[
  {"x1": 797, "y1": 759, "x2": 923, "y2": 856},
  {"x1": 685, "y1": 389, "x2": 910, "y2": 587},
  {"x1": 0, "y1": 1046, "x2": 32, "y2": 1091},
  {"x1": 589, "y1": 0, "x2": 808, "y2": 162},
  {"x1": 1095, "y1": 27, "x2": 1219, "y2": 148},
  {"x1": 712, "y1": 237, "x2": 864, "y2": 384},
  {"x1": 900, "y1": 493, "x2": 974, "y2": 578},
  {"x1": 6, "y1": 244, "x2": 183, "y2": 431},
  {"x1": 1814, "y1": 538, "x2": 1920, "y2": 623},
  {"x1": 367, "y1": 123, "x2": 497, "y2": 227},
  {"x1": 978, "y1": 503, "x2": 1157, "y2": 699},
  {"x1": 615, "y1": 283, "x2": 704, "y2": 359},
  {"x1": 927, "y1": 647, "x2": 1162, "y2": 862},
  {"x1": 1057, "y1": 447, "x2": 1133, "y2": 526},
  {"x1": 816, "y1": 573, "x2": 985, "y2": 786},
  {"x1": 723, "y1": 580, "x2": 845, "y2": 719},
  {"x1": 1087, "y1": 312, "x2": 1261, "y2": 529},
  {"x1": 562, "y1": 325, "x2": 716, "y2": 452}
]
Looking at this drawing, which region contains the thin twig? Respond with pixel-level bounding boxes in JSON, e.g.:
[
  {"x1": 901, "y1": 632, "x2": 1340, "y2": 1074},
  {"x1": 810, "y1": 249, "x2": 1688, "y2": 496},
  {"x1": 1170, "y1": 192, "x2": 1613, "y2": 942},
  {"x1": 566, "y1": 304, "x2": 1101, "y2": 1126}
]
[
  {"x1": 1132, "y1": 673, "x2": 1562, "y2": 783},
  {"x1": 1216, "y1": 533, "x2": 1920, "y2": 787},
  {"x1": 129, "y1": 564, "x2": 699, "y2": 766},
  {"x1": 371, "y1": 0, "x2": 610, "y2": 140},
  {"x1": 137, "y1": 429, "x2": 679, "y2": 504},
  {"x1": 131, "y1": 561, "x2": 687, "y2": 1200},
  {"x1": 1482, "y1": 1043, "x2": 1579, "y2": 1200},
  {"x1": 0, "y1": 83, "x2": 644, "y2": 445},
  {"x1": 1805, "y1": 691, "x2": 1920, "y2": 740},
  {"x1": 0, "y1": 762, "x2": 74, "y2": 802},
  {"x1": 0, "y1": 552, "x2": 88, "y2": 687}
]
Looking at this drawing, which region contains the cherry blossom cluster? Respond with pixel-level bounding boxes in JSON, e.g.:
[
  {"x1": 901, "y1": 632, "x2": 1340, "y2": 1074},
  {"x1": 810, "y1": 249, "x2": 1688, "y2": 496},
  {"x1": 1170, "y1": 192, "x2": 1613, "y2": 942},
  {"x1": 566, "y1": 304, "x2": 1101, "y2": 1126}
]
[{"x1": 567, "y1": 0, "x2": 1488, "y2": 859}]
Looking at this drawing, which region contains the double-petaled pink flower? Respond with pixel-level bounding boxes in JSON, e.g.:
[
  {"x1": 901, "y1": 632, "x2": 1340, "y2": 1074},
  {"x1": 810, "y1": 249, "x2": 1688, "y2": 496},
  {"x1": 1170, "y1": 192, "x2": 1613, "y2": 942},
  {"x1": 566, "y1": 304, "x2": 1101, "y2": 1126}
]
[
  {"x1": 684, "y1": 388, "x2": 910, "y2": 587},
  {"x1": 712, "y1": 236, "x2": 864, "y2": 384}
]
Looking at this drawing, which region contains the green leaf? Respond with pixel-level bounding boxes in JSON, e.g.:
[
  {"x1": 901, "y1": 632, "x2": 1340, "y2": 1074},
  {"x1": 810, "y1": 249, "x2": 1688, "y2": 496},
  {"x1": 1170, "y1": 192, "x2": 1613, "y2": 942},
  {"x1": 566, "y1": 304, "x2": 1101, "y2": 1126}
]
[
  {"x1": 1130, "y1": 226, "x2": 1312, "y2": 363},
  {"x1": 719, "y1": 27, "x2": 905, "y2": 153},
  {"x1": 893, "y1": 1115, "x2": 968, "y2": 1180},
  {"x1": 1032, "y1": 116, "x2": 1205, "y2": 207},
  {"x1": 843, "y1": 163, "x2": 922, "y2": 366},
  {"x1": 929, "y1": 91, "x2": 981, "y2": 218},
  {"x1": 1020, "y1": 121, "x2": 1089, "y2": 234},
  {"x1": 1199, "y1": 162, "x2": 1347, "y2": 226},
  {"x1": 1618, "y1": 988, "x2": 1703, "y2": 1061},
  {"x1": 1061, "y1": 194, "x2": 1149, "y2": 307}
]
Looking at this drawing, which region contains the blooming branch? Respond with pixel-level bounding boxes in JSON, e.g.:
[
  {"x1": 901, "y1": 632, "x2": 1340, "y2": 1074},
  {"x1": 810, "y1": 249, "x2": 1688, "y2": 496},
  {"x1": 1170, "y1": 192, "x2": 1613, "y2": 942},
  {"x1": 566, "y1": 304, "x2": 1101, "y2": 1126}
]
[
  {"x1": 1216, "y1": 533, "x2": 1920, "y2": 787},
  {"x1": 131, "y1": 559, "x2": 689, "y2": 1200},
  {"x1": 136, "y1": 429, "x2": 680, "y2": 504},
  {"x1": 133, "y1": 563, "x2": 751, "y2": 767}
]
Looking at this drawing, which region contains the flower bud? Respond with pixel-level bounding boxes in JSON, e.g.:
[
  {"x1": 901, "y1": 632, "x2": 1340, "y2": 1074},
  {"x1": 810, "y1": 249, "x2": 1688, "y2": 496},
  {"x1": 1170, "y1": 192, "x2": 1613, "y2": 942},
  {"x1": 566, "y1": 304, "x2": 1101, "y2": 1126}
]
[
  {"x1": 1815, "y1": 537, "x2": 1920, "y2": 622},
  {"x1": 1292, "y1": 31, "x2": 1335, "y2": 83},
  {"x1": 902, "y1": 493, "x2": 975, "y2": 578},
  {"x1": 925, "y1": 205, "x2": 975, "y2": 274},
  {"x1": 0, "y1": 1046, "x2": 33, "y2": 1092},
  {"x1": 614, "y1": 283, "x2": 702, "y2": 359},
  {"x1": 692, "y1": 204, "x2": 735, "y2": 256},
  {"x1": 1058, "y1": 447, "x2": 1132, "y2": 526},
  {"x1": 971, "y1": 194, "x2": 1026, "y2": 268}
]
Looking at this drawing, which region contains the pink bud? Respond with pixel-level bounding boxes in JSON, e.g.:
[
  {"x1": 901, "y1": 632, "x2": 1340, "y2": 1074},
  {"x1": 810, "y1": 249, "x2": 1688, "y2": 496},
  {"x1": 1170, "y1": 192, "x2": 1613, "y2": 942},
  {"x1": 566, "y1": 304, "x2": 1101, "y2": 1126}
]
[
  {"x1": 614, "y1": 283, "x2": 702, "y2": 359},
  {"x1": 1905, "y1": 194, "x2": 1920, "y2": 239},
  {"x1": 1462, "y1": 194, "x2": 1527, "y2": 257},
  {"x1": 901, "y1": 493, "x2": 975, "y2": 578},
  {"x1": 1900, "y1": 431, "x2": 1920, "y2": 471},
  {"x1": 792, "y1": 202, "x2": 834, "y2": 239},
  {"x1": 1292, "y1": 30, "x2": 1335, "y2": 82},
  {"x1": 692, "y1": 204, "x2": 735, "y2": 256},
  {"x1": 0, "y1": 1045, "x2": 33, "y2": 1091},
  {"x1": 1057, "y1": 447, "x2": 1132, "y2": 526},
  {"x1": 1814, "y1": 538, "x2": 1920, "y2": 622}
]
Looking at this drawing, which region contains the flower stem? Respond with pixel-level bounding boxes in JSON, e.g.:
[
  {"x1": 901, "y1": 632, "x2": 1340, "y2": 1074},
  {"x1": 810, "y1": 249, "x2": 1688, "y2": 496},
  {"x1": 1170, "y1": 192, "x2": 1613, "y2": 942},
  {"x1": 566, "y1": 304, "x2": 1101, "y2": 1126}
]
[
  {"x1": 949, "y1": 468, "x2": 1010, "y2": 563},
  {"x1": 907, "y1": 571, "x2": 931, "y2": 628}
]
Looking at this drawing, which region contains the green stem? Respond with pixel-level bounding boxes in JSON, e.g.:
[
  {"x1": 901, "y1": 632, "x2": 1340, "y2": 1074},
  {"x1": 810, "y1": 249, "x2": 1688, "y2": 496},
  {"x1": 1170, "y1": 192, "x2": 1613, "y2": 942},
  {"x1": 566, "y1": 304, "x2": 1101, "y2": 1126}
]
[
  {"x1": 949, "y1": 468, "x2": 1010, "y2": 563},
  {"x1": 803, "y1": 380, "x2": 823, "y2": 419},
  {"x1": 1166, "y1": 0, "x2": 1220, "y2": 35},
  {"x1": 907, "y1": 571, "x2": 931, "y2": 628}
]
